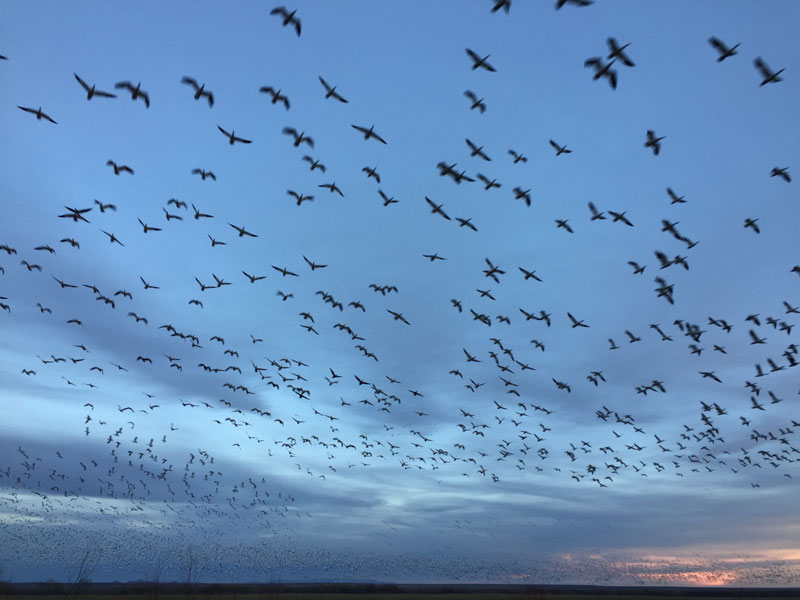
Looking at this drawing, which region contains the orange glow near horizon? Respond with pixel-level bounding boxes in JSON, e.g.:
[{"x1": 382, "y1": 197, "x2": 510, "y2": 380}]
[{"x1": 637, "y1": 570, "x2": 739, "y2": 586}]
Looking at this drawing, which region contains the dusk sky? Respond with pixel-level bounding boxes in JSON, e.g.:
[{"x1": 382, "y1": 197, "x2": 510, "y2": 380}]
[{"x1": 1, "y1": 0, "x2": 799, "y2": 586}]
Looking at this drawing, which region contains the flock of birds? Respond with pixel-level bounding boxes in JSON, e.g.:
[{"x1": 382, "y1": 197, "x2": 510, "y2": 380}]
[{"x1": 1, "y1": 0, "x2": 798, "y2": 584}]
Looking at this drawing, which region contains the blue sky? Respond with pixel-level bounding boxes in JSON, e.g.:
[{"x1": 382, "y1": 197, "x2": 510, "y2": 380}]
[{"x1": 1, "y1": 0, "x2": 800, "y2": 586}]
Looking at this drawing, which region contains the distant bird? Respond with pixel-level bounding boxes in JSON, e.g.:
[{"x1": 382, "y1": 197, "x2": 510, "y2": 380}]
[
  {"x1": 606, "y1": 38, "x2": 634, "y2": 66},
  {"x1": 666, "y1": 187, "x2": 686, "y2": 204},
  {"x1": 351, "y1": 124, "x2": 387, "y2": 144},
  {"x1": 588, "y1": 202, "x2": 606, "y2": 221},
  {"x1": 549, "y1": 139, "x2": 571, "y2": 155},
  {"x1": 259, "y1": 86, "x2": 290, "y2": 109},
  {"x1": 115, "y1": 81, "x2": 150, "y2": 108},
  {"x1": 477, "y1": 174, "x2": 501, "y2": 190},
  {"x1": 318, "y1": 77, "x2": 348, "y2": 103},
  {"x1": 302, "y1": 156, "x2": 326, "y2": 172},
  {"x1": 556, "y1": 0, "x2": 593, "y2": 7},
  {"x1": 491, "y1": 0, "x2": 511, "y2": 12},
  {"x1": 425, "y1": 197, "x2": 451, "y2": 220},
  {"x1": 192, "y1": 168, "x2": 216, "y2": 181},
  {"x1": 508, "y1": 149, "x2": 527, "y2": 164},
  {"x1": 753, "y1": 57, "x2": 784, "y2": 86},
  {"x1": 303, "y1": 256, "x2": 327, "y2": 270},
  {"x1": 584, "y1": 57, "x2": 617, "y2": 89},
  {"x1": 466, "y1": 49, "x2": 496, "y2": 72},
  {"x1": 229, "y1": 223, "x2": 258, "y2": 238},
  {"x1": 513, "y1": 187, "x2": 531, "y2": 206},
  {"x1": 18, "y1": 106, "x2": 57, "y2": 124},
  {"x1": 744, "y1": 218, "x2": 760, "y2": 234},
  {"x1": 378, "y1": 189, "x2": 398, "y2": 206},
  {"x1": 106, "y1": 160, "x2": 133, "y2": 175},
  {"x1": 270, "y1": 6, "x2": 301, "y2": 36},
  {"x1": 287, "y1": 190, "x2": 314, "y2": 206},
  {"x1": 708, "y1": 37, "x2": 739, "y2": 62},
  {"x1": 463, "y1": 90, "x2": 486, "y2": 113},
  {"x1": 466, "y1": 138, "x2": 491, "y2": 161},
  {"x1": 644, "y1": 130, "x2": 664, "y2": 155},
  {"x1": 94, "y1": 199, "x2": 116, "y2": 213},
  {"x1": 282, "y1": 127, "x2": 314, "y2": 148},
  {"x1": 770, "y1": 167, "x2": 791, "y2": 182},
  {"x1": 319, "y1": 182, "x2": 344, "y2": 197},
  {"x1": 180, "y1": 77, "x2": 214, "y2": 107},
  {"x1": 555, "y1": 219, "x2": 573, "y2": 233},
  {"x1": 74, "y1": 73, "x2": 116, "y2": 100},
  {"x1": 217, "y1": 125, "x2": 251, "y2": 145},
  {"x1": 627, "y1": 261, "x2": 645, "y2": 275}
]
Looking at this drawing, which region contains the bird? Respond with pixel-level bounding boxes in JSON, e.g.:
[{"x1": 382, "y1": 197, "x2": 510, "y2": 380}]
[
  {"x1": 282, "y1": 127, "x2": 314, "y2": 148},
  {"x1": 666, "y1": 188, "x2": 686, "y2": 204},
  {"x1": 287, "y1": 190, "x2": 314, "y2": 206},
  {"x1": 708, "y1": 37, "x2": 739, "y2": 62},
  {"x1": 270, "y1": 6, "x2": 301, "y2": 36},
  {"x1": 259, "y1": 86, "x2": 290, "y2": 109},
  {"x1": 351, "y1": 124, "x2": 387, "y2": 144},
  {"x1": 491, "y1": 0, "x2": 511, "y2": 12},
  {"x1": 555, "y1": 219, "x2": 573, "y2": 233},
  {"x1": 74, "y1": 73, "x2": 116, "y2": 99},
  {"x1": 228, "y1": 223, "x2": 258, "y2": 238},
  {"x1": 567, "y1": 312, "x2": 589, "y2": 328},
  {"x1": 508, "y1": 149, "x2": 528, "y2": 164},
  {"x1": 588, "y1": 202, "x2": 606, "y2": 221},
  {"x1": 606, "y1": 38, "x2": 634, "y2": 66},
  {"x1": 556, "y1": 0, "x2": 593, "y2": 7},
  {"x1": 318, "y1": 77, "x2": 348, "y2": 103},
  {"x1": 106, "y1": 160, "x2": 133, "y2": 175},
  {"x1": 770, "y1": 167, "x2": 791, "y2": 182},
  {"x1": 466, "y1": 139, "x2": 492, "y2": 161},
  {"x1": 387, "y1": 310, "x2": 410, "y2": 325},
  {"x1": 744, "y1": 218, "x2": 760, "y2": 234},
  {"x1": 644, "y1": 130, "x2": 665, "y2": 155},
  {"x1": 584, "y1": 57, "x2": 617, "y2": 89},
  {"x1": 217, "y1": 125, "x2": 251, "y2": 145},
  {"x1": 318, "y1": 182, "x2": 344, "y2": 197},
  {"x1": 753, "y1": 57, "x2": 784, "y2": 86},
  {"x1": 425, "y1": 197, "x2": 451, "y2": 220},
  {"x1": 466, "y1": 49, "x2": 496, "y2": 72},
  {"x1": 463, "y1": 90, "x2": 486, "y2": 113},
  {"x1": 549, "y1": 140, "x2": 572, "y2": 155},
  {"x1": 18, "y1": 106, "x2": 57, "y2": 124},
  {"x1": 114, "y1": 81, "x2": 149, "y2": 108},
  {"x1": 180, "y1": 77, "x2": 214, "y2": 107},
  {"x1": 192, "y1": 168, "x2": 216, "y2": 181},
  {"x1": 303, "y1": 256, "x2": 327, "y2": 270}
]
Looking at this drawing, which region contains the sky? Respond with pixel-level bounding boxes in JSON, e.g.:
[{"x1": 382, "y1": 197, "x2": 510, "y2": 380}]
[{"x1": 1, "y1": 0, "x2": 799, "y2": 587}]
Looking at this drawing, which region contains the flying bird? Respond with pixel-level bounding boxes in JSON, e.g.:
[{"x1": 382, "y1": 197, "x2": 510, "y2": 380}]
[
  {"x1": 270, "y1": 6, "x2": 301, "y2": 36},
  {"x1": 74, "y1": 73, "x2": 116, "y2": 99},
  {"x1": 181, "y1": 77, "x2": 214, "y2": 106},
  {"x1": 466, "y1": 49, "x2": 496, "y2": 72},
  {"x1": 644, "y1": 130, "x2": 665, "y2": 155},
  {"x1": 753, "y1": 57, "x2": 784, "y2": 85},
  {"x1": 318, "y1": 77, "x2": 348, "y2": 103},
  {"x1": 607, "y1": 38, "x2": 635, "y2": 66},
  {"x1": 114, "y1": 81, "x2": 150, "y2": 107},
  {"x1": 351, "y1": 124, "x2": 387, "y2": 144},
  {"x1": 708, "y1": 37, "x2": 739, "y2": 62},
  {"x1": 18, "y1": 106, "x2": 57, "y2": 123},
  {"x1": 217, "y1": 125, "x2": 252, "y2": 145}
]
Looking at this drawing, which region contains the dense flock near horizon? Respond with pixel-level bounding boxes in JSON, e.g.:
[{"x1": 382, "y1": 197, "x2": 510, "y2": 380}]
[{"x1": 1, "y1": 0, "x2": 799, "y2": 586}]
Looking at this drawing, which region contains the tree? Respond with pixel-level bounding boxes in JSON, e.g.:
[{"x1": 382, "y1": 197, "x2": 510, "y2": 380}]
[{"x1": 63, "y1": 548, "x2": 96, "y2": 600}]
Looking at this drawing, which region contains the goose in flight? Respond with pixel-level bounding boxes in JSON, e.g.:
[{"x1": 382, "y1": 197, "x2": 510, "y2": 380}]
[
  {"x1": 282, "y1": 127, "x2": 314, "y2": 147},
  {"x1": 606, "y1": 38, "x2": 634, "y2": 66},
  {"x1": 425, "y1": 197, "x2": 451, "y2": 220},
  {"x1": 115, "y1": 81, "x2": 150, "y2": 107},
  {"x1": 466, "y1": 138, "x2": 491, "y2": 161},
  {"x1": 318, "y1": 77, "x2": 348, "y2": 103},
  {"x1": 181, "y1": 77, "x2": 214, "y2": 106},
  {"x1": 466, "y1": 49, "x2": 496, "y2": 72},
  {"x1": 106, "y1": 160, "x2": 133, "y2": 175},
  {"x1": 217, "y1": 125, "x2": 251, "y2": 145},
  {"x1": 549, "y1": 139, "x2": 571, "y2": 155},
  {"x1": 556, "y1": 0, "x2": 592, "y2": 7},
  {"x1": 74, "y1": 73, "x2": 116, "y2": 99},
  {"x1": 508, "y1": 149, "x2": 527, "y2": 163},
  {"x1": 754, "y1": 57, "x2": 784, "y2": 85},
  {"x1": 708, "y1": 37, "x2": 739, "y2": 62},
  {"x1": 270, "y1": 6, "x2": 301, "y2": 36},
  {"x1": 644, "y1": 129, "x2": 665, "y2": 155},
  {"x1": 584, "y1": 57, "x2": 617, "y2": 89},
  {"x1": 192, "y1": 168, "x2": 216, "y2": 181},
  {"x1": 259, "y1": 86, "x2": 290, "y2": 109},
  {"x1": 463, "y1": 90, "x2": 486, "y2": 113},
  {"x1": 228, "y1": 223, "x2": 258, "y2": 238},
  {"x1": 18, "y1": 106, "x2": 57, "y2": 123},
  {"x1": 770, "y1": 167, "x2": 790, "y2": 182},
  {"x1": 351, "y1": 124, "x2": 387, "y2": 144}
]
